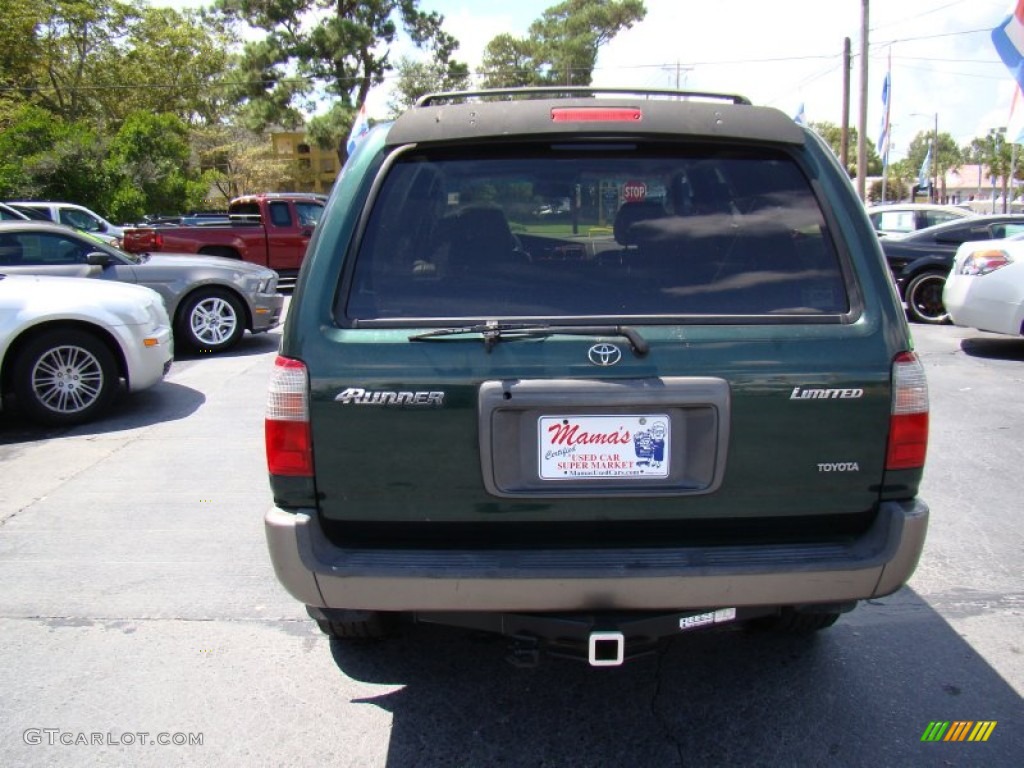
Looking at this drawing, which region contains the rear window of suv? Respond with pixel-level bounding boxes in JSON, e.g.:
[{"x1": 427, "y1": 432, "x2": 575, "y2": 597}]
[{"x1": 339, "y1": 145, "x2": 849, "y2": 323}]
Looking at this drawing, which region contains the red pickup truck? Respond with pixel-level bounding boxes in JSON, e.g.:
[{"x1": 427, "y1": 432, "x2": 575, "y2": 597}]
[{"x1": 121, "y1": 193, "x2": 326, "y2": 287}]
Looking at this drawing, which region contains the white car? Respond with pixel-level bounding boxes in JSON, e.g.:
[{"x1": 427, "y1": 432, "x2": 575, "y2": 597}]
[
  {"x1": 5, "y1": 201, "x2": 125, "y2": 242},
  {"x1": 0, "y1": 273, "x2": 173, "y2": 425},
  {"x1": 865, "y1": 203, "x2": 975, "y2": 238},
  {"x1": 943, "y1": 237, "x2": 1024, "y2": 336}
]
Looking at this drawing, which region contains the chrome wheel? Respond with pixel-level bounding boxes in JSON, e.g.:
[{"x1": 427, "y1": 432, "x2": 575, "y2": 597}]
[
  {"x1": 179, "y1": 290, "x2": 244, "y2": 353},
  {"x1": 905, "y1": 271, "x2": 950, "y2": 324},
  {"x1": 13, "y1": 330, "x2": 117, "y2": 425},
  {"x1": 31, "y1": 344, "x2": 105, "y2": 414}
]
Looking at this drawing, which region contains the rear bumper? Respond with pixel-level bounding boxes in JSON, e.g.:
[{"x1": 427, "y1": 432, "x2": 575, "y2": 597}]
[
  {"x1": 944, "y1": 272, "x2": 1024, "y2": 337},
  {"x1": 265, "y1": 499, "x2": 929, "y2": 612}
]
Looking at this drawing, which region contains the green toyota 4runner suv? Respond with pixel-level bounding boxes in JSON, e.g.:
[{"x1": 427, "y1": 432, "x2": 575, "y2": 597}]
[{"x1": 264, "y1": 88, "x2": 929, "y2": 666}]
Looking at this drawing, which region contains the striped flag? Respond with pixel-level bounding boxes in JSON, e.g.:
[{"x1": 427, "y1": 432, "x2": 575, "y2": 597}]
[
  {"x1": 346, "y1": 103, "x2": 370, "y2": 156},
  {"x1": 876, "y1": 54, "x2": 892, "y2": 161},
  {"x1": 919, "y1": 142, "x2": 932, "y2": 189},
  {"x1": 992, "y1": 1, "x2": 1024, "y2": 94}
]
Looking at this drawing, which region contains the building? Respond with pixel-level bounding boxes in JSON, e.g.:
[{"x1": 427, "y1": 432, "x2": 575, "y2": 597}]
[
  {"x1": 270, "y1": 132, "x2": 340, "y2": 195},
  {"x1": 943, "y1": 164, "x2": 1023, "y2": 212}
]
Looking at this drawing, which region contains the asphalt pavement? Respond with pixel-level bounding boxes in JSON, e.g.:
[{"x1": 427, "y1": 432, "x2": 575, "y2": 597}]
[{"x1": 0, "y1": 320, "x2": 1021, "y2": 767}]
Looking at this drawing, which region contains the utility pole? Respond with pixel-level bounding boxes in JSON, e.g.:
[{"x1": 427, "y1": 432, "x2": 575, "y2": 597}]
[
  {"x1": 663, "y1": 60, "x2": 693, "y2": 92},
  {"x1": 857, "y1": 0, "x2": 869, "y2": 200},
  {"x1": 841, "y1": 37, "x2": 851, "y2": 172}
]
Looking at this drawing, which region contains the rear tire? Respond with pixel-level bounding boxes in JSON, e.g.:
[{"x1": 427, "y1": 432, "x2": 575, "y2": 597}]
[
  {"x1": 752, "y1": 609, "x2": 841, "y2": 633},
  {"x1": 314, "y1": 611, "x2": 398, "y2": 640},
  {"x1": 904, "y1": 270, "x2": 949, "y2": 324}
]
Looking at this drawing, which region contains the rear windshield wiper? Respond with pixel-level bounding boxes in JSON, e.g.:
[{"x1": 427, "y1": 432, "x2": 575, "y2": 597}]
[{"x1": 409, "y1": 322, "x2": 649, "y2": 357}]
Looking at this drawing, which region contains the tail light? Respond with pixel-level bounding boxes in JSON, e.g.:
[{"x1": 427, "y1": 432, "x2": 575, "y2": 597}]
[
  {"x1": 886, "y1": 352, "x2": 929, "y2": 470},
  {"x1": 265, "y1": 356, "x2": 313, "y2": 477},
  {"x1": 957, "y1": 248, "x2": 1012, "y2": 276}
]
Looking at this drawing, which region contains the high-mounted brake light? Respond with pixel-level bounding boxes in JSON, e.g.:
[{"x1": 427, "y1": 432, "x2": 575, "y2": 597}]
[
  {"x1": 265, "y1": 356, "x2": 313, "y2": 477},
  {"x1": 886, "y1": 352, "x2": 929, "y2": 471},
  {"x1": 551, "y1": 107, "x2": 642, "y2": 123}
]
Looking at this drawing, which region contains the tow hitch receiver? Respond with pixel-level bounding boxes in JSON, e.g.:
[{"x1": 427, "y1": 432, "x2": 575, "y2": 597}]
[
  {"x1": 588, "y1": 631, "x2": 625, "y2": 667},
  {"x1": 417, "y1": 607, "x2": 770, "y2": 667}
]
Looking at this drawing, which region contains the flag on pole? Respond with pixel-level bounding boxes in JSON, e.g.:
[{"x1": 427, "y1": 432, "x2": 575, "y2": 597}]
[
  {"x1": 876, "y1": 52, "x2": 892, "y2": 162},
  {"x1": 793, "y1": 102, "x2": 806, "y2": 125},
  {"x1": 992, "y1": 1, "x2": 1024, "y2": 94},
  {"x1": 346, "y1": 103, "x2": 370, "y2": 156},
  {"x1": 918, "y1": 142, "x2": 932, "y2": 189}
]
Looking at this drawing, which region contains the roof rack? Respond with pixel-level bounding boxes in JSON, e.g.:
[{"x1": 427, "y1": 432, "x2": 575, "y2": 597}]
[{"x1": 415, "y1": 86, "x2": 752, "y2": 108}]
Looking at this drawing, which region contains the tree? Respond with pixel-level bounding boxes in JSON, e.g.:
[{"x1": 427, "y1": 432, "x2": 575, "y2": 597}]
[
  {"x1": 481, "y1": 0, "x2": 647, "y2": 88},
  {"x1": 0, "y1": 103, "x2": 109, "y2": 206},
  {"x1": 966, "y1": 128, "x2": 1018, "y2": 211},
  {"x1": 387, "y1": 57, "x2": 470, "y2": 117},
  {"x1": 103, "y1": 112, "x2": 210, "y2": 222},
  {"x1": 191, "y1": 124, "x2": 298, "y2": 201},
  {"x1": 93, "y1": 5, "x2": 238, "y2": 126},
  {"x1": 214, "y1": 0, "x2": 467, "y2": 158},
  {"x1": 3, "y1": 2, "x2": 125, "y2": 124},
  {"x1": 808, "y1": 121, "x2": 882, "y2": 178},
  {"x1": 0, "y1": 2, "x2": 237, "y2": 129}
]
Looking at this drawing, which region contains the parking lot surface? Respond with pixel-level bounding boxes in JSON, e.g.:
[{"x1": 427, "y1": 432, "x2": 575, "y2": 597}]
[{"x1": 0, "y1": 320, "x2": 1021, "y2": 767}]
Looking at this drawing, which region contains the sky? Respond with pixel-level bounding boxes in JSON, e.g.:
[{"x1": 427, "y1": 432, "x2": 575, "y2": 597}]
[{"x1": 154, "y1": 0, "x2": 1023, "y2": 161}]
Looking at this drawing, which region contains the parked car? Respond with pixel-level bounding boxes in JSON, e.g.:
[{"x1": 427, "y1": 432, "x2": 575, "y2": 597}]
[
  {"x1": 264, "y1": 87, "x2": 930, "y2": 666},
  {"x1": 865, "y1": 203, "x2": 975, "y2": 237},
  {"x1": 879, "y1": 214, "x2": 1024, "y2": 323},
  {"x1": 0, "y1": 203, "x2": 29, "y2": 221},
  {"x1": 0, "y1": 221, "x2": 283, "y2": 353},
  {"x1": 943, "y1": 235, "x2": 1024, "y2": 336},
  {"x1": 5, "y1": 201, "x2": 125, "y2": 241},
  {"x1": 0, "y1": 273, "x2": 172, "y2": 425}
]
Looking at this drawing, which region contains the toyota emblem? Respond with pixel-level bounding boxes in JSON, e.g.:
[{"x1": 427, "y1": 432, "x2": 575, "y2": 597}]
[{"x1": 588, "y1": 343, "x2": 622, "y2": 366}]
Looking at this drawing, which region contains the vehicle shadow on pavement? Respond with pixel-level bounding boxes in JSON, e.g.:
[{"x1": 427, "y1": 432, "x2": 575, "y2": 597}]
[
  {"x1": 326, "y1": 589, "x2": 1022, "y2": 767},
  {"x1": 0, "y1": 381, "x2": 205, "y2": 445},
  {"x1": 172, "y1": 331, "x2": 282, "y2": 361},
  {"x1": 959, "y1": 337, "x2": 1024, "y2": 362}
]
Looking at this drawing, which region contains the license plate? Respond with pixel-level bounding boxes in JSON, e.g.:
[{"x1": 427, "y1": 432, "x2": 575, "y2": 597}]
[{"x1": 538, "y1": 415, "x2": 670, "y2": 480}]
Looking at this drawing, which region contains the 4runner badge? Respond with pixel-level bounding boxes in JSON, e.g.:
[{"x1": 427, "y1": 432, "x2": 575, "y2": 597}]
[
  {"x1": 588, "y1": 343, "x2": 622, "y2": 367},
  {"x1": 335, "y1": 387, "x2": 444, "y2": 406}
]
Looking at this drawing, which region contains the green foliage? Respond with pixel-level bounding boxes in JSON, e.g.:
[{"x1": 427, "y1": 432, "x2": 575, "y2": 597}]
[
  {"x1": 481, "y1": 0, "x2": 646, "y2": 88},
  {"x1": 214, "y1": 0, "x2": 466, "y2": 152},
  {"x1": 0, "y1": 1, "x2": 235, "y2": 128},
  {"x1": 103, "y1": 112, "x2": 196, "y2": 222},
  {"x1": 0, "y1": 104, "x2": 106, "y2": 202},
  {"x1": 965, "y1": 128, "x2": 1021, "y2": 210},
  {"x1": 808, "y1": 120, "x2": 882, "y2": 178},
  {"x1": 387, "y1": 57, "x2": 471, "y2": 117},
  {"x1": 0, "y1": 2, "x2": 236, "y2": 215}
]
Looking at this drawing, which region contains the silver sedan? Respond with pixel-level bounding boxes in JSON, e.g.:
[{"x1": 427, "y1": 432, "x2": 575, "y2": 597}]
[{"x1": 0, "y1": 221, "x2": 283, "y2": 353}]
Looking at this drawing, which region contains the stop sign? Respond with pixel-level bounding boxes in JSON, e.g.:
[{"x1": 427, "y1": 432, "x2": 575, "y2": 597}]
[{"x1": 623, "y1": 180, "x2": 647, "y2": 202}]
